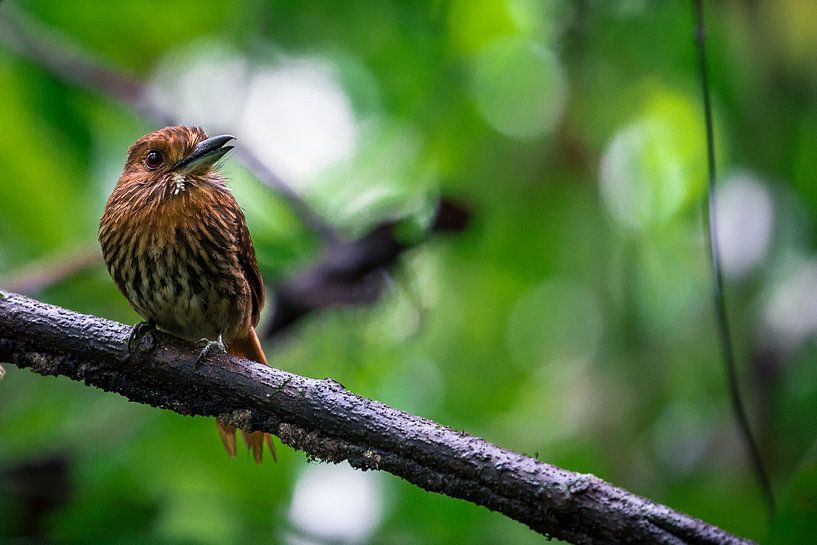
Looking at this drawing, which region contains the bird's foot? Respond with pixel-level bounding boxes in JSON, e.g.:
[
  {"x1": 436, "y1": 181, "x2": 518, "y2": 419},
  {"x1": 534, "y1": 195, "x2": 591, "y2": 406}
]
[
  {"x1": 128, "y1": 321, "x2": 155, "y2": 354},
  {"x1": 195, "y1": 335, "x2": 225, "y2": 368}
]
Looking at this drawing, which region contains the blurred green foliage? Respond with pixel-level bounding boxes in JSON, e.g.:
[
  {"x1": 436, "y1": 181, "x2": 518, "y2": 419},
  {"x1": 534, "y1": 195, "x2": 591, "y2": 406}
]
[{"x1": 1, "y1": 1, "x2": 816, "y2": 543}]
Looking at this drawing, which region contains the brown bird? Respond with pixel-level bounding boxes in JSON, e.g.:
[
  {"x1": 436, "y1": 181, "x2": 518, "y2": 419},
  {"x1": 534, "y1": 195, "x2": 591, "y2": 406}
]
[{"x1": 98, "y1": 126, "x2": 275, "y2": 463}]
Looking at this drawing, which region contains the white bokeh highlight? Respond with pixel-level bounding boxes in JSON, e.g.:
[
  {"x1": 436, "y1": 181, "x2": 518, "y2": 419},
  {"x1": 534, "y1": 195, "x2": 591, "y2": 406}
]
[
  {"x1": 150, "y1": 42, "x2": 251, "y2": 130},
  {"x1": 287, "y1": 463, "x2": 385, "y2": 543},
  {"x1": 239, "y1": 59, "x2": 359, "y2": 184},
  {"x1": 763, "y1": 260, "x2": 817, "y2": 351},
  {"x1": 715, "y1": 171, "x2": 774, "y2": 278},
  {"x1": 150, "y1": 44, "x2": 359, "y2": 187}
]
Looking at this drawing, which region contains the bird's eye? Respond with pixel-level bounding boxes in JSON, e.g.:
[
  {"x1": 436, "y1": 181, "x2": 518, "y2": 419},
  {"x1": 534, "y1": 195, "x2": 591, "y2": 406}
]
[{"x1": 144, "y1": 150, "x2": 164, "y2": 170}]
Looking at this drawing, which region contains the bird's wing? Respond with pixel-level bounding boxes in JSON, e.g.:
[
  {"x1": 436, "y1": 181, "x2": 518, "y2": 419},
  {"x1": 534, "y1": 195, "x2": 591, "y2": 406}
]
[{"x1": 235, "y1": 209, "x2": 264, "y2": 327}]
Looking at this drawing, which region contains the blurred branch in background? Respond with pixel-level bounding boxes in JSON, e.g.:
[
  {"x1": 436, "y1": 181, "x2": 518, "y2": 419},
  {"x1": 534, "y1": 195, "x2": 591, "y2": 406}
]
[
  {"x1": 0, "y1": 245, "x2": 100, "y2": 295},
  {"x1": 0, "y1": 291, "x2": 754, "y2": 545},
  {"x1": 265, "y1": 199, "x2": 468, "y2": 337},
  {"x1": 0, "y1": 3, "x2": 469, "y2": 335},
  {"x1": 0, "y1": 455, "x2": 72, "y2": 540},
  {"x1": 0, "y1": 2, "x2": 336, "y2": 243},
  {"x1": 693, "y1": 0, "x2": 776, "y2": 516}
]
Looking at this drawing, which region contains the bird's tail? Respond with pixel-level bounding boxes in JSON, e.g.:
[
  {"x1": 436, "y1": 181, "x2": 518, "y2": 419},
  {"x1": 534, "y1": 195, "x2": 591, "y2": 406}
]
[{"x1": 218, "y1": 326, "x2": 277, "y2": 463}]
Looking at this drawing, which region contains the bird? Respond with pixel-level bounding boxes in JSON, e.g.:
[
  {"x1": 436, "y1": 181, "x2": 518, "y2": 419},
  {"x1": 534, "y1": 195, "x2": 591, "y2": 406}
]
[{"x1": 98, "y1": 126, "x2": 275, "y2": 463}]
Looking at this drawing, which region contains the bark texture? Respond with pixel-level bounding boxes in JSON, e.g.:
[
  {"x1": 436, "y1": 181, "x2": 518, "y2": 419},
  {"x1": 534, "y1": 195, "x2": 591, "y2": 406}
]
[{"x1": 0, "y1": 291, "x2": 753, "y2": 545}]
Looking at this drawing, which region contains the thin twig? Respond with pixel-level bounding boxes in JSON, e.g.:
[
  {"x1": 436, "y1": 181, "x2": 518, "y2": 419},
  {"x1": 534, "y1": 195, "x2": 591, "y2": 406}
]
[
  {"x1": 0, "y1": 291, "x2": 756, "y2": 545},
  {"x1": 693, "y1": 0, "x2": 776, "y2": 516},
  {"x1": 0, "y1": 3, "x2": 337, "y2": 243}
]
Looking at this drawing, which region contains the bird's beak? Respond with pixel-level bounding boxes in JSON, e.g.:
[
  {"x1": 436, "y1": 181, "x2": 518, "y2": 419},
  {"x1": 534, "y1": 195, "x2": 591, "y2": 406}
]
[{"x1": 172, "y1": 134, "x2": 235, "y2": 173}]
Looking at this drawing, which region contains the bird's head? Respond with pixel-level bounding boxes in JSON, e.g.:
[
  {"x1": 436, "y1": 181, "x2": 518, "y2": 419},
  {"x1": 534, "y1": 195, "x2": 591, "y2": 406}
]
[{"x1": 118, "y1": 126, "x2": 235, "y2": 201}]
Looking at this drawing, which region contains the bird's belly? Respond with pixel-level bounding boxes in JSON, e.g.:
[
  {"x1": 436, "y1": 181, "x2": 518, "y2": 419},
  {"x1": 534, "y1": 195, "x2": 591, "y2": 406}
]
[
  {"x1": 121, "y1": 237, "x2": 247, "y2": 342},
  {"x1": 141, "y1": 282, "x2": 229, "y2": 342}
]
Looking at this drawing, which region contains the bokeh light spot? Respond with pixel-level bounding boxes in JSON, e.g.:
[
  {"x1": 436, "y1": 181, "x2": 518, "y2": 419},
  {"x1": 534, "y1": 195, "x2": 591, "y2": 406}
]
[
  {"x1": 448, "y1": 0, "x2": 517, "y2": 54},
  {"x1": 763, "y1": 260, "x2": 817, "y2": 351},
  {"x1": 599, "y1": 89, "x2": 707, "y2": 230},
  {"x1": 288, "y1": 463, "x2": 385, "y2": 543},
  {"x1": 470, "y1": 37, "x2": 567, "y2": 140},
  {"x1": 716, "y1": 171, "x2": 774, "y2": 278},
  {"x1": 152, "y1": 45, "x2": 359, "y2": 187},
  {"x1": 150, "y1": 41, "x2": 250, "y2": 130},
  {"x1": 240, "y1": 59, "x2": 359, "y2": 185},
  {"x1": 506, "y1": 279, "x2": 603, "y2": 368}
]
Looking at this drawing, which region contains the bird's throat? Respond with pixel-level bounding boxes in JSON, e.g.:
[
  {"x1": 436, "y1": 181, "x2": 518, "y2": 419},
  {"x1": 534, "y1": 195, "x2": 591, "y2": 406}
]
[{"x1": 172, "y1": 173, "x2": 187, "y2": 196}]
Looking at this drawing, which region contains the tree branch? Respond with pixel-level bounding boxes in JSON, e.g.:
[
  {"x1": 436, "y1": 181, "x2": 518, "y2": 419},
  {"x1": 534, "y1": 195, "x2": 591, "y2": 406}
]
[{"x1": 0, "y1": 291, "x2": 754, "y2": 545}]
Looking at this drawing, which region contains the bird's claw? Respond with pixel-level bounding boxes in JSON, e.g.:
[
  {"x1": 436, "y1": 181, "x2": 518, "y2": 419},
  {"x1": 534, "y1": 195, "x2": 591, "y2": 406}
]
[
  {"x1": 128, "y1": 321, "x2": 155, "y2": 354},
  {"x1": 195, "y1": 336, "x2": 225, "y2": 368}
]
